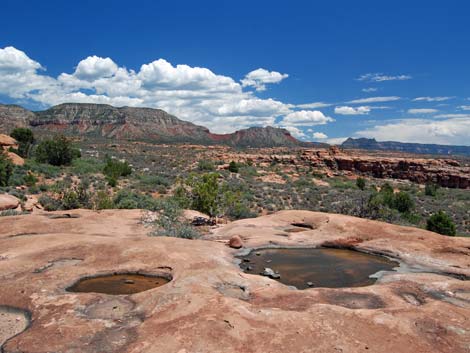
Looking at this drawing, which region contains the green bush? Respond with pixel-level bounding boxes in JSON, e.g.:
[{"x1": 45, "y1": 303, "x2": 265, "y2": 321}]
[
  {"x1": 197, "y1": 159, "x2": 215, "y2": 171},
  {"x1": 93, "y1": 191, "x2": 115, "y2": 210},
  {"x1": 71, "y1": 158, "x2": 104, "y2": 175},
  {"x1": 356, "y1": 177, "x2": 366, "y2": 190},
  {"x1": 393, "y1": 191, "x2": 414, "y2": 213},
  {"x1": 228, "y1": 161, "x2": 239, "y2": 173},
  {"x1": 35, "y1": 135, "x2": 81, "y2": 166},
  {"x1": 0, "y1": 152, "x2": 13, "y2": 186},
  {"x1": 426, "y1": 211, "x2": 456, "y2": 236},
  {"x1": 425, "y1": 183, "x2": 439, "y2": 197},
  {"x1": 103, "y1": 157, "x2": 132, "y2": 186},
  {"x1": 10, "y1": 128, "x2": 34, "y2": 158},
  {"x1": 113, "y1": 189, "x2": 158, "y2": 210}
]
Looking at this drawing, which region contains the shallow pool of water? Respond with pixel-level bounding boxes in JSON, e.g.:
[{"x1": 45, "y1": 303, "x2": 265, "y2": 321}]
[
  {"x1": 67, "y1": 274, "x2": 170, "y2": 295},
  {"x1": 238, "y1": 248, "x2": 398, "y2": 289}
]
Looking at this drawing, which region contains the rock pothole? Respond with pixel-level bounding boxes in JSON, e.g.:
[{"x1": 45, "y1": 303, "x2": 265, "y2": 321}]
[{"x1": 66, "y1": 273, "x2": 172, "y2": 295}]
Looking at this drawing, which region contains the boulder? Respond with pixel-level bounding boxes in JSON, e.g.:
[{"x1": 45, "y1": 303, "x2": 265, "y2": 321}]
[
  {"x1": 228, "y1": 235, "x2": 243, "y2": 249},
  {"x1": 0, "y1": 134, "x2": 17, "y2": 147},
  {"x1": 7, "y1": 151, "x2": 25, "y2": 166},
  {"x1": 0, "y1": 194, "x2": 20, "y2": 211}
]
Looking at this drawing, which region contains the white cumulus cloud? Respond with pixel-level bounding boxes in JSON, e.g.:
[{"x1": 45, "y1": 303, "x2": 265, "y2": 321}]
[
  {"x1": 0, "y1": 46, "x2": 336, "y2": 137},
  {"x1": 335, "y1": 106, "x2": 371, "y2": 115},
  {"x1": 241, "y1": 68, "x2": 288, "y2": 91},
  {"x1": 281, "y1": 110, "x2": 334, "y2": 126},
  {"x1": 355, "y1": 117, "x2": 470, "y2": 145},
  {"x1": 312, "y1": 132, "x2": 328, "y2": 139}
]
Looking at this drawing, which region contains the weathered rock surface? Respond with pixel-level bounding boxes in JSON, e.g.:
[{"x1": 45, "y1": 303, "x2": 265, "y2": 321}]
[
  {"x1": 0, "y1": 194, "x2": 20, "y2": 211},
  {"x1": 0, "y1": 209, "x2": 469, "y2": 352}
]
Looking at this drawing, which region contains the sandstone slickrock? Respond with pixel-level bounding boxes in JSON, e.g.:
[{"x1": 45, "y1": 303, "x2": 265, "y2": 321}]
[
  {"x1": 0, "y1": 194, "x2": 20, "y2": 211},
  {"x1": 0, "y1": 209, "x2": 469, "y2": 352}
]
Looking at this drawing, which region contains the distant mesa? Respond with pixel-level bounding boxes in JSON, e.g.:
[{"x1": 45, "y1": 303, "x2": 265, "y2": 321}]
[
  {"x1": 341, "y1": 137, "x2": 470, "y2": 157},
  {"x1": 0, "y1": 103, "x2": 325, "y2": 148}
]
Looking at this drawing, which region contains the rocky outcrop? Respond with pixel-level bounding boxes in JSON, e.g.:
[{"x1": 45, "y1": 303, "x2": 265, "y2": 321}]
[
  {"x1": 0, "y1": 133, "x2": 24, "y2": 166},
  {"x1": 204, "y1": 146, "x2": 470, "y2": 189},
  {"x1": 0, "y1": 209, "x2": 469, "y2": 352},
  {"x1": 0, "y1": 194, "x2": 20, "y2": 211}
]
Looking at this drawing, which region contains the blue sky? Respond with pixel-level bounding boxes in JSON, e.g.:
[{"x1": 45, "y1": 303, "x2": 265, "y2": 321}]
[{"x1": 1, "y1": 0, "x2": 469, "y2": 145}]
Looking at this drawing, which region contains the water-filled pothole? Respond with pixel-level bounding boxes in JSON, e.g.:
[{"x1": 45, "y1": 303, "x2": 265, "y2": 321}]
[
  {"x1": 238, "y1": 248, "x2": 398, "y2": 289},
  {"x1": 67, "y1": 273, "x2": 171, "y2": 295}
]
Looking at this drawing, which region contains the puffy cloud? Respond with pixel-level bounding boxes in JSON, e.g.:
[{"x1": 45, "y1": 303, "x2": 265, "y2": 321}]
[
  {"x1": 355, "y1": 117, "x2": 470, "y2": 145},
  {"x1": 138, "y1": 59, "x2": 239, "y2": 92},
  {"x1": 407, "y1": 108, "x2": 438, "y2": 114},
  {"x1": 362, "y1": 87, "x2": 378, "y2": 93},
  {"x1": 0, "y1": 46, "x2": 56, "y2": 98},
  {"x1": 73, "y1": 56, "x2": 119, "y2": 80},
  {"x1": 357, "y1": 73, "x2": 412, "y2": 82},
  {"x1": 413, "y1": 96, "x2": 454, "y2": 102},
  {"x1": 296, "y1": 102, "x2": 332, "y2": 109},
  {"x1": 0, "y1": 46, "x2": 42, "y2": 73},
  {"x1": 241, "y1": 68, "x2": 288, "y2": 91},
  {"x1": 0, "y1": 46, "x2": 335, "y2": 136},
  {"x1": 347, "y1": 96, "x2": 400, "y2": 104},
  {"x1": 459, "y1": 105, "x2": 470, "y2": 110},
  {"x1": 282, "y1": 126, "x2": 307, "y2": 139},
  {"x1": 335, "y1": 106, "x2": 371, "y2": 115},
  {"x1": 281, "y1": 110, "x2": 334, "y2": 126},
  {"x1": 312, "y1": 132, "x2": 328, "y2": 139}
]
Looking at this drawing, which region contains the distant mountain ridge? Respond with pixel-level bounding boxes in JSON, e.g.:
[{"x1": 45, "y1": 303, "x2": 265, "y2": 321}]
[
  {"x1": 0, "y1": 103, "x2": 323, "y2": 148},
  {"x1": 342, "y1": 137, "x2": 470, "y2": 156}
]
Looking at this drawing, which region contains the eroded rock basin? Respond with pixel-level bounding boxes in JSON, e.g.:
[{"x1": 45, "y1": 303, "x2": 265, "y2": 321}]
[
  {"x1": 67, "y1": 273, "x2": 170, "y2": 295},
  {"x1": 239, "y1": 248, "x2": 399, "y2": 289}
]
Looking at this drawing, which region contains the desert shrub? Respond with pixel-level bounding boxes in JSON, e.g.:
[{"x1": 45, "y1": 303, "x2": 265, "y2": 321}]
[
  {"x1": 356, "y1": 177, "x2": 366, "y2": 190},
  {"x1": 71, "y1": 158, "x2": 104, "y2": 175},
  {"x1": 25, "y1": 160, "x2": 61, "y2": 178},
  {"x1": 38, "y1": 179, "x2": 91, "y2": 210},
  {"x1": 135, "y1": 174, "x2": 170, "y2": 192},
  {"x1": 93, "y1": 191, "x2": 115, "y2": 210},
  {"x1": 197, "y1": 159, "x2": 215, "y2": 171},
  {"x1": 228, "y1": 161, "x2": 239, "y2": 173},
  {"x1": 425, "y1": 183, "x2": 439, "y2": 197},
  {"x1": 190, "y1": 173, "x2": 220, "y2": 216},
  {"x1": 35, "y1": 135, "x2": 81, "y2": 166},
  {"x1": 10, "y1": 128, "x2": 34, "y2": 158},
  {"x1": 426, "y1": 211, "x2": 456, "y2": 236},
  {"x1": 113, "y1": 189, "x2": 158, "y2": 210},
  {"x1": 392, "y1": 191, "x2": 414, "y2": 213},
  {"x1": 0, "y1": 152, "x2": 13, "y2": 186},
  {"x1": 103, "y1": 157, "x2": 132, "y2": 185},
  {"x1": 38, "y1": 194, "x2": 61, "y2": 211},
  {"x1": 150, "y1": 198, "x2": 200, "y2": 239},
  {"x1": 174, "y1": 173, "x2": 253, "y2": 219}
]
